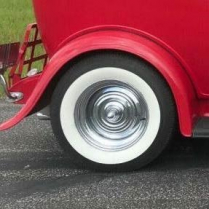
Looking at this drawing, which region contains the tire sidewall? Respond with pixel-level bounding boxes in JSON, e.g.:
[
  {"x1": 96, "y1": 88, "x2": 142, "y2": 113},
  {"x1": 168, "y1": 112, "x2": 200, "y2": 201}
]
[{"x1": 51, "y1": 52, "x2": 176, "y2": 171}]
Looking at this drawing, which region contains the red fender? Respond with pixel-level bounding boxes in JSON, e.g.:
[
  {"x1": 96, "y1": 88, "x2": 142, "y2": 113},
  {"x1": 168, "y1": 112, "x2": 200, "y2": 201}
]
[{"x1": 0, "y1": 30, "x2": 196, "y2": 136}]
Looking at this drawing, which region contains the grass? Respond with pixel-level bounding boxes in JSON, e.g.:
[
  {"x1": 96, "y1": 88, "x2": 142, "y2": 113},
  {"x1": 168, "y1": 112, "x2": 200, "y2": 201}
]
[
  {"x1": 0, "y1": 0, "x2": 34, "y2": 43},
  {"x1": 0, "y1": 0, "x2": 34, "y2": 96}
]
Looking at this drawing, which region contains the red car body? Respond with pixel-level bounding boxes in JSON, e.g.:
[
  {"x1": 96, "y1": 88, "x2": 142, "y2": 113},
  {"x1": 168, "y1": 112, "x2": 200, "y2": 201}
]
[{"x1": 1, "y1": 0, "x2": 209, "y2": 137}]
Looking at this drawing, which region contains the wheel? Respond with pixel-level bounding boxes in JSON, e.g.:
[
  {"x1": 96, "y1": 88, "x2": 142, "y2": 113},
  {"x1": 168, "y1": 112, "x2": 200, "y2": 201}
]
[{"x1": 51, "y1": 52, "x2": 176, "y2": 171}]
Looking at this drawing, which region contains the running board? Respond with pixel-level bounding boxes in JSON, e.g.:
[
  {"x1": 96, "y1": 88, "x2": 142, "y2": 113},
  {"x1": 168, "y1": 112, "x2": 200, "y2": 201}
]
[{"x1": 193, "y1": 118, "x2": 209, "y2": 138}]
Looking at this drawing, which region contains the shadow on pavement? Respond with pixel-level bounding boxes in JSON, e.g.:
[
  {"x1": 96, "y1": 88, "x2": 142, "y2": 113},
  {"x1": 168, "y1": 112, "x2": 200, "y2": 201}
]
[
  {"x1": 147, "y1": 136, "x2": 209, "y2": 171},
  {"x1": 1, "y1": 135, "x2": 209, "y2": 172}
]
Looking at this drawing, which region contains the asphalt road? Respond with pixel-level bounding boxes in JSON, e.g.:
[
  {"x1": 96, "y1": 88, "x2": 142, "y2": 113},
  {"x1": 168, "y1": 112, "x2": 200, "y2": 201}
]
[{"x1": 0, "y1": 100, "x2": 209, "y2": 209}]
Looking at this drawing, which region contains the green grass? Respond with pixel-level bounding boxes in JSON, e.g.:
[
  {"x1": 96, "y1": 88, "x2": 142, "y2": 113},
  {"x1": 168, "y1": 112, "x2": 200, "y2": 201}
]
[
  {"x1": 0, "y1": 0, "x2": 34, "y2": 43},
  {"x1": 0, "y1": 0, "x2": 34, "y2": 96}
]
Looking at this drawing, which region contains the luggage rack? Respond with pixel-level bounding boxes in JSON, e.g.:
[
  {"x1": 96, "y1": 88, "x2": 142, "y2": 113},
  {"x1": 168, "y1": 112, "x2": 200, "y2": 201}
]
[{"x1": 0, "y1": 23, "x2": 48, "y2": 102}]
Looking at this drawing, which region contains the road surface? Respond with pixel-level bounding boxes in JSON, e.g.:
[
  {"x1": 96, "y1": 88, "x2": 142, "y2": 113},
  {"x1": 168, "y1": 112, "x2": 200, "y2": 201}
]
[{"x1": 0, "y1": 100, "x2": 209, "y2": 209}]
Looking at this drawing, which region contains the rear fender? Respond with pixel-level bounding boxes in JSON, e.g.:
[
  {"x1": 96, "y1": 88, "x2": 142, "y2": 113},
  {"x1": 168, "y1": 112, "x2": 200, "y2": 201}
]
[{"x1": 0, "y1": 30, "x2": 196, "y2": 136}]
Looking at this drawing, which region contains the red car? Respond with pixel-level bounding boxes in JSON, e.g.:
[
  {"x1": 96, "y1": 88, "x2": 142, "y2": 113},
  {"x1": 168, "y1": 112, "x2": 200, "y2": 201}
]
[{"x1": 0, "y1": 0, "x2": 208, "y2": 171}]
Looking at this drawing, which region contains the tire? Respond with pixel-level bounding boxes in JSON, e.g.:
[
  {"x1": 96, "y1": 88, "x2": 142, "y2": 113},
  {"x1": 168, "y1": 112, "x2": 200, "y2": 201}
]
[{"x1": 50, "y1": 51, "x2": 176, "y2": 171}]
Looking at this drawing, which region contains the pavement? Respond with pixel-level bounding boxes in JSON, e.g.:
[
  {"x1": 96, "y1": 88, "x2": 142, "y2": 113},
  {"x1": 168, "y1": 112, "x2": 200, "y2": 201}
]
[{"x1": 0, "y1": 100, "x2": 209, "y2": 209}]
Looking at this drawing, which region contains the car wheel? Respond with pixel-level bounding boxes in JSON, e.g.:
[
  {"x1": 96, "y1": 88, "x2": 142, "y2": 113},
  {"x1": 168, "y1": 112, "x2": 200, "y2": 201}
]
[{"x1": 50, "y1": 52, "x2": 176, "y2": 171}]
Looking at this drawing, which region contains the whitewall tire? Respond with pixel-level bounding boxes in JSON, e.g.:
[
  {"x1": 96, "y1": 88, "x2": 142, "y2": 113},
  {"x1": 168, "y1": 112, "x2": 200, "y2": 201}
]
[{"x1": 51, "y1": 52, "x2": 176, "y2": 171}]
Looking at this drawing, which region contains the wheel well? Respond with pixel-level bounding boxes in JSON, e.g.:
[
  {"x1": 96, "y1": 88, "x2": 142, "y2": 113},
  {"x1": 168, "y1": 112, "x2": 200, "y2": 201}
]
[{"x1": 30, "y1": 49, "x2": 178, "y2": 130}]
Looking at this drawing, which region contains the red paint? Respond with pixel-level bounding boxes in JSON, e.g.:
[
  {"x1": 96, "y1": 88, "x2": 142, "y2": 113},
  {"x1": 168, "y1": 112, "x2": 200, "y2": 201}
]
[
  {"x1": 1, "y1": 0, "x2": 209, "y2": 136},
  {"x1": 33, "y1": 0, "x2": 209, "y2": 98},
  {"x1": 0, "y1": 31, "x2": 195, "y2": 135},
  {"x1": 9, "y1": 75, "x2": 41, "y2": 104},
  {"x1": 8, "y1": 24, "x2": 48, "y2": 87}
]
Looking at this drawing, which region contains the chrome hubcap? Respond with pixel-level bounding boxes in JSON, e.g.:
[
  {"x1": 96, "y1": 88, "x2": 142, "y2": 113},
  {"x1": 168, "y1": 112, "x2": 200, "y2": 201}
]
[{"x1": 74, "y1": 80, "x2": 149, "y2": 152}]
